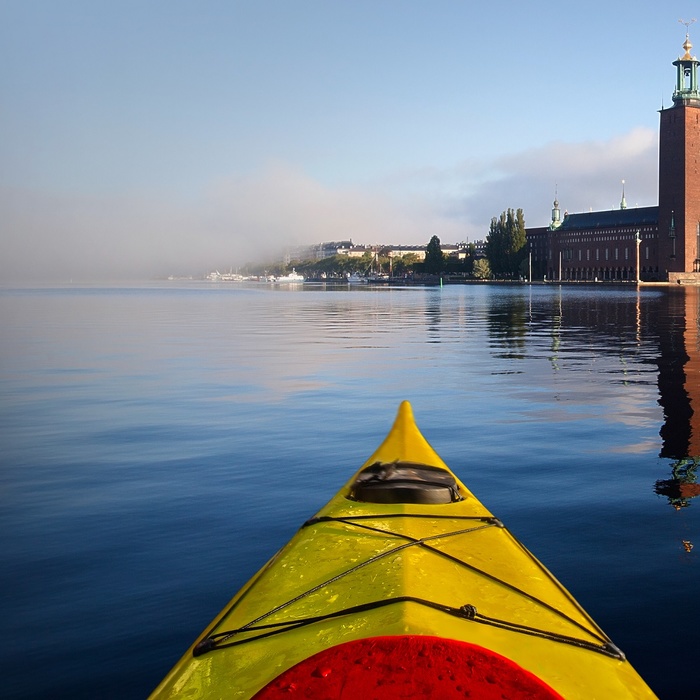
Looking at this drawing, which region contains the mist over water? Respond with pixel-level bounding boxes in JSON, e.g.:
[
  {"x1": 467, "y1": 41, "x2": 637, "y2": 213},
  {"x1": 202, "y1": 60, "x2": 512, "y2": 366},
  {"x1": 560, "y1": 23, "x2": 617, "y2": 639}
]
[
  {"x1": 0, "y1": 129, "x2": 658, "y2": 285},
  {"x1": 1, "y1": 282, "x2": 697, "y2": 699}
]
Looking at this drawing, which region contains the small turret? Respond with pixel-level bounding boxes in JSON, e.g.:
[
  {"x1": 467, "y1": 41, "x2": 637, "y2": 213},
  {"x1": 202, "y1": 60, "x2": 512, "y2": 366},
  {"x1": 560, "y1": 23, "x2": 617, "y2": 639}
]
[{"x1": 550, "y1": 188, "x2": 562, "y2": 230}]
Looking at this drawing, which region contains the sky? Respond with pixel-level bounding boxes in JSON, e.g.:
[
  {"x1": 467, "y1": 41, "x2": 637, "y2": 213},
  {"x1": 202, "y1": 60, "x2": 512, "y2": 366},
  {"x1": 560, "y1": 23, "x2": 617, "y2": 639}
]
[{"x1": 0, "y1": 0, "x2": 696, "y2": 281}]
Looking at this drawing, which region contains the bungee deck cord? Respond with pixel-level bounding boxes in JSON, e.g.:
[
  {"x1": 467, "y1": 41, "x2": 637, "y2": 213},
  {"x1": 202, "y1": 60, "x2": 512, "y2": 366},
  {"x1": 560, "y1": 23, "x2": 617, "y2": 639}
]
[{"x1": 193, "y1": 513, "x2": 625, "y2": 661}]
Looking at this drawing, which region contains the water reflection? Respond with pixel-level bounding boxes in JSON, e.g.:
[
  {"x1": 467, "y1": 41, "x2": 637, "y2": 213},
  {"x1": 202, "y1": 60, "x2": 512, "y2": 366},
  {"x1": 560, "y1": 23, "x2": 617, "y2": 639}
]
[
  {"x1": 478, "y1": 285, "x2": 700, "y2": 514},
  {"x1": 425, "y1": 290, "x2": 444, "y2": 341},
  {"x1": 653, "y1": 287, "x2": 700, "y2": 517},
  {"x1": 655, "y1": 458, "x2": 700, "y2": 509},
  {"x1": 487, "y1": 293, "x2": 529, "y2": 358},
  {"x1": 657, "y1": 288, "x2": 700, "y2": 459}
]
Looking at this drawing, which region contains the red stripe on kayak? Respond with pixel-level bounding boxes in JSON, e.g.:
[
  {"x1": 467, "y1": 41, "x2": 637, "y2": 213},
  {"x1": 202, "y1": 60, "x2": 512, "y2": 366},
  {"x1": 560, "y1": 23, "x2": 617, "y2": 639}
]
[{"x1": 253, "y1": 635, "x2": 564, "y2": 699}]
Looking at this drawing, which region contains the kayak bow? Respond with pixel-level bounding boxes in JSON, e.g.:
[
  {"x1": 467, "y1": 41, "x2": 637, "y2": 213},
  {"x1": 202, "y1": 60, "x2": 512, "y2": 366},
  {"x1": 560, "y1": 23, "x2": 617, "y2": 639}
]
[{"x1": 149, "y1": 401, "x2": 657, "y2": 699}]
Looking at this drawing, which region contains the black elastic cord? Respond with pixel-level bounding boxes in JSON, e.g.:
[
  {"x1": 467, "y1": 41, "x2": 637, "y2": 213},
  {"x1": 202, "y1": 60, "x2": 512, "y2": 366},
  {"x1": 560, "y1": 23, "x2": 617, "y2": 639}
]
[
  {"x1": 303, "y1": 513, "x2": 503, "y2": 527},
  {"x1": 193, "y1": 513, "x2": 623, "y2": 662},
  {"x1": 312, "y1": 515, "x2": 606, "y2": 644},
  {"x1": 194, "y1": 595, "x2": 624, "y2": 660}
]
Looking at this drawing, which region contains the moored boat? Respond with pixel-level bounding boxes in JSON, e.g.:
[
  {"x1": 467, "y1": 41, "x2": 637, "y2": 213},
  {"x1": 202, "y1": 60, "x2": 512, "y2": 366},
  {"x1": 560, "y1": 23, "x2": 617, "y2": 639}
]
[
  {"x1": 149, "y1": 402, "x2": 657, "y2": 699},
  {"x1": 274, "y1": 269, "x2": 304, "y2": 283}
]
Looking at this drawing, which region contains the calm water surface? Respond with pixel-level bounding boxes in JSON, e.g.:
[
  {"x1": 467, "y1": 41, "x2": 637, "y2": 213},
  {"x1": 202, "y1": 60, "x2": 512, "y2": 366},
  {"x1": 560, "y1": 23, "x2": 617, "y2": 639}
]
[{"x1": 1, "y1": 282, "x2": 698, "y2": 699}]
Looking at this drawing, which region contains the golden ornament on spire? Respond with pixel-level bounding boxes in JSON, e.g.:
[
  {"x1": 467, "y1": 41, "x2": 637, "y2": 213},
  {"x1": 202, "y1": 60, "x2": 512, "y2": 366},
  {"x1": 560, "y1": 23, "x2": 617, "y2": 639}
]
[{"x1": 680, "y1": 18, "x2": 697, "y2": 59}]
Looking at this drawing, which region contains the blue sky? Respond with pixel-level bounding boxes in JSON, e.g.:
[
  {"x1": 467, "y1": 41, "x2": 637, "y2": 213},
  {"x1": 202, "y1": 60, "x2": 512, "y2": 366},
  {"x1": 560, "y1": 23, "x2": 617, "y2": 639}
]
[{"x1": 0, "y1": 1, "x2": 694, "y2": 280}]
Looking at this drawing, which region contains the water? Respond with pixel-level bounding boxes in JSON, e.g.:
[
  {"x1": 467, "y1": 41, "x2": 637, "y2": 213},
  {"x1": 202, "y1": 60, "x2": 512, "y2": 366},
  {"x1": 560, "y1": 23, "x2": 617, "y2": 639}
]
[{"x1": 1, "y1": 282, "x2": 698, "y2": 699}]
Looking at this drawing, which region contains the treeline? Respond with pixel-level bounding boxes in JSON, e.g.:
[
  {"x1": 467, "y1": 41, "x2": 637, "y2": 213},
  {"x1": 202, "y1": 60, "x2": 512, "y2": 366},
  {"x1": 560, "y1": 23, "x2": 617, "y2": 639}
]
[
  {"x1": 238, "y1": 209, "x2": 528, "y2": 280},
  {"x1": 241, "y1": 238, "x2": 482, "y2": 279},
  {"x1": 418, "y1": 209, "x2": 529, "y2": 281}
]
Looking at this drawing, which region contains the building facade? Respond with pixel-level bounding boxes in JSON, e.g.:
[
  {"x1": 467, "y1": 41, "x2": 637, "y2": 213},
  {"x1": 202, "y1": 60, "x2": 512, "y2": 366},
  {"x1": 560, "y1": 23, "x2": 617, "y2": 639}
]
[{"x1": 527, "y1": 34, "x2": 700, "y2": 283}]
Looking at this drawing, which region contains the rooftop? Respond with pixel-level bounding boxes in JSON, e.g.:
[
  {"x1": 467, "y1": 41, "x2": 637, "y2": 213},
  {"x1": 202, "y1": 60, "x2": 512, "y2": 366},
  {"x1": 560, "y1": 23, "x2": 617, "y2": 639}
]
[{"x1": 557, "y1": 206, "x2": 659, "y2": 231}]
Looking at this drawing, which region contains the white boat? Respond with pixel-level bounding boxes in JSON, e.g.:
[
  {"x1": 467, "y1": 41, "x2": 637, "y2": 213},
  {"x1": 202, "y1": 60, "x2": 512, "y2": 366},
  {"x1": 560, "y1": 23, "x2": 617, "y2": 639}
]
[
  {"x1": 207, "y1": 270, "x2": 244, "y2": 282},
  {"x1": 275, "y1": 269, "x2": 305, "y2": 283},
  {"x1": 346, "y1": 273, "x2": 367, "y2": 284}
]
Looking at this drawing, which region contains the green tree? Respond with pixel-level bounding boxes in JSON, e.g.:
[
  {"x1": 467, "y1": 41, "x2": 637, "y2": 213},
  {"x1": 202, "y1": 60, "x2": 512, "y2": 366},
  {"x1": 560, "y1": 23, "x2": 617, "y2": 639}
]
[
  {"x1": 485, "y1": 208, "x2": 527, "y2": 278},
  {"x1": 485, "y1": 214, "x2": 506, "y2": 276},
  {"x1": 424, "y1": 235, "x2": 445, "y2": 274},
  {"x1": 393, "y1": 252, "x2": 420, "y2": 276},
  {"x1": 472, "y1": 258, "x2": 491, "y2": 280}
]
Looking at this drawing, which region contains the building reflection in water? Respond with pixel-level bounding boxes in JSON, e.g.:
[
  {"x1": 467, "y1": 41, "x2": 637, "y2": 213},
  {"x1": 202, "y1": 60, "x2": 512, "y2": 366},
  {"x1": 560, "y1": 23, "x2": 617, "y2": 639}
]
[{"x1": 654, "y1": 287, "x2": 700, "y2": 526}]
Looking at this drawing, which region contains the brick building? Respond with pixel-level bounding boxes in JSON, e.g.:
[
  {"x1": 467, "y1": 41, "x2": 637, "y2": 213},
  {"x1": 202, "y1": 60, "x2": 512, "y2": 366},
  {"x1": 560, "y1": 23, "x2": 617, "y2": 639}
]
[{"x1": 527, "y1": 34, "x2": 700, "y2": 284}]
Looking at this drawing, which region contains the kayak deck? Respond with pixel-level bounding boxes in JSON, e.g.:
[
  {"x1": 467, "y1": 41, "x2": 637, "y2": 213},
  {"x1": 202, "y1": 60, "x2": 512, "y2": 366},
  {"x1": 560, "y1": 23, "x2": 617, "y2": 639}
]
[{"x1": 149, "y1": 401, "x2": 657, "y2": 699}]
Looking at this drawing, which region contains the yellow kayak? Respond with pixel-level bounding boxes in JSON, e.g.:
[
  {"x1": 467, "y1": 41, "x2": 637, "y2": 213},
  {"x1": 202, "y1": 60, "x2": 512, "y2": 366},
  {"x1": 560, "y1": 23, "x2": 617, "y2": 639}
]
[{"x1": 149, "y1": 401, "x2": 657, "y2": 699}]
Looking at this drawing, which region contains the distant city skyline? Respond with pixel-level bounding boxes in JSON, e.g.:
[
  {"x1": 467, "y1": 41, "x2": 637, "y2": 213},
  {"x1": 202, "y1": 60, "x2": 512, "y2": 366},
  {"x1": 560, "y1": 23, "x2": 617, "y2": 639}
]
[{"x1": 0, "y1": 1, "x2": 690, "y2": 281}]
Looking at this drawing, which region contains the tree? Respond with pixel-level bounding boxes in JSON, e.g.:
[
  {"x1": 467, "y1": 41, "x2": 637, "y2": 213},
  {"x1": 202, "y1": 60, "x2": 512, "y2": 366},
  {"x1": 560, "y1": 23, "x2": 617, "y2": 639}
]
[
  {"x1": 485, "y1": 215, "x2": 507, "y2": 276},
  {"x1": 472, "y1": 258, "x2": 491, "y2": 279},
  {"x1": 392, "y1": 253, "x2": 419, "y2": 276},
  {"x1": 424, "y1": 235, "x2": 445, "y2": 274},
  {"x1": 485, "y1": 208, "x2": 527, "y2": 278}
]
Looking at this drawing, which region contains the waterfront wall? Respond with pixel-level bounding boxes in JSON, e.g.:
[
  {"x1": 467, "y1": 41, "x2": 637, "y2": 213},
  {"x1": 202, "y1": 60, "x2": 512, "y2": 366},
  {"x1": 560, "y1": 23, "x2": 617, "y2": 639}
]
[{"x1": 668, "y1": 272, "x2": 700, "y2": 284}]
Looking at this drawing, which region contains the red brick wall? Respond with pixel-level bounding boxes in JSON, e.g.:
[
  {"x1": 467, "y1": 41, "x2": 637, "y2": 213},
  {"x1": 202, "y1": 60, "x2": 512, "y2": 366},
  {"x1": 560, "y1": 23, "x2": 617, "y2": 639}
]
[
  {"x1": 684, "y1": 108, "x2": 700, "y2": 270},
  {"x1": 659, "y1": 105, "x2": 700, "y2": 274}
]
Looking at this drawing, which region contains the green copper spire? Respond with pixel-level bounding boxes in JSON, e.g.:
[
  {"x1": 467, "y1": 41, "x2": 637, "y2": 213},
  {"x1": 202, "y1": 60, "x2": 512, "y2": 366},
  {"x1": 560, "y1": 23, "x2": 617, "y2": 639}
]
[{"x1": 673, "y1": 23, "x2": 700, "y2": 105}]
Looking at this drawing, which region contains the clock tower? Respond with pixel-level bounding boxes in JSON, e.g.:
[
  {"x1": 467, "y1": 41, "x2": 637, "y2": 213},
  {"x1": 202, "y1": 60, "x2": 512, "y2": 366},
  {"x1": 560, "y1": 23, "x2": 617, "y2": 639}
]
[{"x1": 658, "y1": 29, "x2": 700, "y2": 277}]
